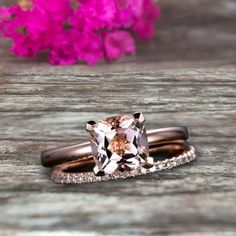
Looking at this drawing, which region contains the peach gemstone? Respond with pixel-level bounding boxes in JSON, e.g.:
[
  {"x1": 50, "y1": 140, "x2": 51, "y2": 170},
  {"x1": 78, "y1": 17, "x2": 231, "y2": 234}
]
[{"x1": 86, "y1": 113, "x2": 150, "y2": 176}]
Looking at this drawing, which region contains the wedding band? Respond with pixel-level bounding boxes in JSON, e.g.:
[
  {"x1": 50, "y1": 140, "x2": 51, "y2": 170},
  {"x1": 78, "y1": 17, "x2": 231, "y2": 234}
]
[{"x1": 51, "y1": 143, "x2": 197, "y2": 184}]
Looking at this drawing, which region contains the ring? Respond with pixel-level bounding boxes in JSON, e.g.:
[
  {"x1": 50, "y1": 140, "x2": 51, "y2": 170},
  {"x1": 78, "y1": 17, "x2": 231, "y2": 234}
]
[{"x1": 41, "y1": 113, "x2": 197, "y2": 184}]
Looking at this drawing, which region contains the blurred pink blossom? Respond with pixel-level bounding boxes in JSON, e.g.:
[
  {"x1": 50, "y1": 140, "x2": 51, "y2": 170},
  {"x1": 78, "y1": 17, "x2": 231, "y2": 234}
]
[{"x1": 0, "y1": 0, "x2": 160, "y2": 65}]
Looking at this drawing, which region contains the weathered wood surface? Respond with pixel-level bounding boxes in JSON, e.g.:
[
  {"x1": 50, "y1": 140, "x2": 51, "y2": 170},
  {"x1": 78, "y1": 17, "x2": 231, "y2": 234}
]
[{"x1": 0, "y1": 0, "x2": 236, "y2": 235}]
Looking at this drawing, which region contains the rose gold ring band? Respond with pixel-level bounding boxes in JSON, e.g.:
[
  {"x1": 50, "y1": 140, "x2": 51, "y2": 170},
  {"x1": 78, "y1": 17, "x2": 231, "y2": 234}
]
[
  {"x1": 41, "y1": 127, "x2": 189, "y2": 167},
  {"x1": 51, "y1": 143, "x2": 197, "y2": 184}
]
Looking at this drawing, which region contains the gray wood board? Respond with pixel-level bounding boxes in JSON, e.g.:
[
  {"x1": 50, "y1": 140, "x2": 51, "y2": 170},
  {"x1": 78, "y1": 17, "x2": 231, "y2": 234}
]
[{"x1": 0, "y1": 0, "x2": 236, "y2": 235}]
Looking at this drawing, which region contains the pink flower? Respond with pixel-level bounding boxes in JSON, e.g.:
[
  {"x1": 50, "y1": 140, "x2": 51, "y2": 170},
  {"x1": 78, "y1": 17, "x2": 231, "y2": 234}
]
[
  {"x1": 75, "y1": 31, "x2": 104, "y2": 65},
  {"x1": 0, "y1": 0, "x2": 160, "y2": 65},
  {"x1": 104, "y1": 31, "x2": 135, "y2": 60},
  {"x1": 133, "y1": 0, "x2": 160, "y2": 40},
  {"x1": 49, "y1": 30, "x2": 77, "y2": 65}
]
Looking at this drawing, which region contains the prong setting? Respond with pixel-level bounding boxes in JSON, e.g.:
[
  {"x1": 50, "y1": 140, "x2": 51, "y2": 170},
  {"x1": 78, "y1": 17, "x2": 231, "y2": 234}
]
[
  {"x1": 133, "y1": 112, "x2": 145, "y2": 123},
  {"x1": 86, "y1": 120, "x2": 96, "y2": 132}
]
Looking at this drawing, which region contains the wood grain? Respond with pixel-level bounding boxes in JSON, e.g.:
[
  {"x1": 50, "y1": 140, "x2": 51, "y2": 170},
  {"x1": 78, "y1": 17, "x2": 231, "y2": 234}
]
[{"x1": 0, "y1": 0, "x2": 236, "y2": 235}]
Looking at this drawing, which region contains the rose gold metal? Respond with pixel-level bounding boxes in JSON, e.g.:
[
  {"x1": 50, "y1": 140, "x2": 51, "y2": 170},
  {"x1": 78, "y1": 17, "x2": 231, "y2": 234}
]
[
  {"x1": 53, "y1": 142, "x2": 189, "y2": 173},
  {"x1": 51, "y1": 142, "x2": 197, "y2": 184},
  {"x1": 41, "y1": 127, "x2": 189, "y2": 167}
]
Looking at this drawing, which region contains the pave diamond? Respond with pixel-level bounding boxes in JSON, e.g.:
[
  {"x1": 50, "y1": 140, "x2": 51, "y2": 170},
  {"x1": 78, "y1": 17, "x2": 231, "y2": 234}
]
[
  {"x1": 86, "y1": 113, "x2": 150, "y2": 176},
  {"x1": 51, "y1": 145, "x2": 197, "y2": 184}
]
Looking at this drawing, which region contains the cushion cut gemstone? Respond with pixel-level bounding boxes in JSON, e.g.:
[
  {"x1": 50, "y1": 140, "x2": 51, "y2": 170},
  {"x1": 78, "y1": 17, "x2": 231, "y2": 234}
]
[{"x1": 86, "y1": 113, "x2": 150, "y2": 176}]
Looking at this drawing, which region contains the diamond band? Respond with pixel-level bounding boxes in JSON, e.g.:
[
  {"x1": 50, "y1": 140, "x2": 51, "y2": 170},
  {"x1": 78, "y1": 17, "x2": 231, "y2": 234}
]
[{"x1": 51, "y1": 145, "x2": 197, "y2": 184}]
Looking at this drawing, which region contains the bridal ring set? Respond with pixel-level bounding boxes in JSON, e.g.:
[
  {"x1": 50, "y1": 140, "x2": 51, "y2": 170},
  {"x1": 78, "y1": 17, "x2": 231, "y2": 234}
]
[{"x1": 41, "y1": 113, "x2": 197, "y2": 184}]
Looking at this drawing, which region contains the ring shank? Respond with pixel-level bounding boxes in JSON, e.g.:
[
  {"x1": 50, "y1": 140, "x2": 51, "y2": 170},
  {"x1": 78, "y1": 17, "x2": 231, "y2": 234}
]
[
  {"x1": 51, "y1": 143, "x2": 197, "y2": 184},
  {"x1": 41, "y1": 126, "x2": 188, "y2": 167},
  {"x1": 54, "y1": 141, "x2": 190, "y2": 173}
]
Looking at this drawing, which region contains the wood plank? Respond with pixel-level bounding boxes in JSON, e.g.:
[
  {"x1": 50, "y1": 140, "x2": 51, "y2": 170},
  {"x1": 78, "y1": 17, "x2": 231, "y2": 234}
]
[{"x1": 1, "y1": 191, "x2": 236, "y2": 234}]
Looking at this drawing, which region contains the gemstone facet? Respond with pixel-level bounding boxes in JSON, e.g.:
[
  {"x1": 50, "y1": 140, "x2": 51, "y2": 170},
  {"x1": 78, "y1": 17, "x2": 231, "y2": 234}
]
[{"x1": 86, "y1": 113, "x2": 150, "y2": 176}]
